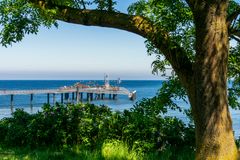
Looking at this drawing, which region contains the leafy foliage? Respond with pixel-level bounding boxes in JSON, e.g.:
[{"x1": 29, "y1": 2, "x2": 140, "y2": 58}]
[
  {"x1": 44, "y1": 0, "x2": 117, "y2": 11},
  {"x1": 0, "y1": 102, "x2": 194, "y2": 156},
  {"x1": 0, "y1": 0, "x2": 118, "y2": 46},
  {"x1": 128, "y1": 0, "x2": 192, "y2": 33},
  {"x1": 228, "y1": 44, "x2": 240, "y2": 109},
  {"x1": 93, "y1": 0, "x2": 117, "y2": 11},
  {"x1": 228, "y1": 0, "x2": 240, "y2": 42},
  {"x1": 0, "y1": 109, "x2": 32, "y2": 147},
  {"x1": 0, "y1": 0, "x2": 58, "y2": 46},
  {"x1": 128, "y1": 0, "x2": 195, "y2": 78},
  {"x1": 128, "y1": 0, "x2": 240, "y2": 111}
]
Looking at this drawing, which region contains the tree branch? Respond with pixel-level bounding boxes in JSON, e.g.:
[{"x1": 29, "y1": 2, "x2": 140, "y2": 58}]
[
  {"x1": 229, "y1": 26, "x2": 240, "y2": 39},
  {"x1": 227, "y1": 6, "x2": 240, "y2": 27},
  {"x1": 28, "y1": 0, "x2": 193, "y2": 86},
  {"x1": 230, "y1": 35, "x2": 240, "y2": 43},
  {"x1": 80, "y1": 0, "x2": 86, "y2": 10},
  {"x1": 230, "y1": 29, "x2": 240, "y2": 42}
]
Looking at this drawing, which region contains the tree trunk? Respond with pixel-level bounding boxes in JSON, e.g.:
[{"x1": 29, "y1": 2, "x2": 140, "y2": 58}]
[{"x1": 186, "y1": 1, "x2": 239, "y2": 159}]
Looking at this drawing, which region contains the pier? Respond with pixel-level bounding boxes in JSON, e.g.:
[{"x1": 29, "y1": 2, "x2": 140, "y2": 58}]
[{"x1": 0, "y1": 85, "x2": 136, "y2": 107}]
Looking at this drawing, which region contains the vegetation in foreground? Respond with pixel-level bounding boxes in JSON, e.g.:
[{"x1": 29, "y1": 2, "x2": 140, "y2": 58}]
[
  {"x1": 0, "y1": 140, "x2": 194, "y2": 160},
  {"x1": 0, "y1": 93, "x2": 195, "y2": 160},
  {"x1": 1, "y1": 80, "x2": 240, "y2": 160}
]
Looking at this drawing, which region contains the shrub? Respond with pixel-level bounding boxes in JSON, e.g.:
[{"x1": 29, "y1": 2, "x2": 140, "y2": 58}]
[
  {"x1": 119, "y1": 100, "x2": 195, "y2": 153},
  {"x1": 0, "y1": 101, "x2": 195, "y2": 156},
  {"x1": 1, "y1": 109, "x2": 33, "y2": 147},
  {"x1": 26, "y1": 103, "x2": 113, "y2": 148}
]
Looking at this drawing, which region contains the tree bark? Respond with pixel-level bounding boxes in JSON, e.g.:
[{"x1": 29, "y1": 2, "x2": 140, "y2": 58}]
[{"x1": 188, "y1": 1, "x2": 239, "y2": 159}]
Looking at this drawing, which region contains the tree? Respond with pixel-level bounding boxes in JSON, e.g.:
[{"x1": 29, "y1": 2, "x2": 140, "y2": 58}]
[{"x1": 1, "y1": 0, "x2": 240, "y2": 159}]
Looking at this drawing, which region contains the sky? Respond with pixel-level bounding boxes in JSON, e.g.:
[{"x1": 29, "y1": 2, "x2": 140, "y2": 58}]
[{"x1": 0, "y1": 0, "x2": 160, "y2": 80}]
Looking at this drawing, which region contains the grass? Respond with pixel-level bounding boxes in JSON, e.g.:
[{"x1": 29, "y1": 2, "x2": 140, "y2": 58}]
[
  {"x1": 0, "y1": 147, "x2": 103, "y2": 160},
  {"x1": 0, "y1": 141, "x2": 194, "y2": 160}
]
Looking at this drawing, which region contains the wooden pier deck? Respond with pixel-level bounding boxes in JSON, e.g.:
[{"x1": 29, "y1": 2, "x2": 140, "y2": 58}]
[
  {"x1": 0, "y1": 86, "x2": 136, "y2": 107},
  {"x1": 0, "y1": 87, "x2": 132, "y2": 96}
]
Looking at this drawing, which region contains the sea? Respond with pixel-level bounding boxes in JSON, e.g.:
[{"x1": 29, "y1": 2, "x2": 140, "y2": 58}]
[{"x1": 0, "y1": 80, "x2": 240, "y2": 137}]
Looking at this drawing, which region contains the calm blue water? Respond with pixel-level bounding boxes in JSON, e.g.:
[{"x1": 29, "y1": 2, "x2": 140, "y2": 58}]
[
  {"x1": 0, "y1": 80, "x2": 164, "y2": 117},
  {"x1": 0, "y1": 80, "x2": 239, "y2": 137}
]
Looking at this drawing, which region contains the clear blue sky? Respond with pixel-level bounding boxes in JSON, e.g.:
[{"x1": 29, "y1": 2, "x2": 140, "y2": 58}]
[{"x1": 0, "y1": 0, "x2": 159, "y2": 80}]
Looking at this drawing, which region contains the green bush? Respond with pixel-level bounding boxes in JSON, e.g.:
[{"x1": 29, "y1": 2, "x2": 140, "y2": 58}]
[
  {"x1": 1, "y1": 109, "x2": 33, "y2": 147},
  {"x1": 119, "y1": 99, "x2": 195, "y2": 153},
  {"x1": 26, "y1": 103, "x2": 113, "y2": 148},
  {"x1": 0, "y1": 101, "x2": 195, "y2": 157}
]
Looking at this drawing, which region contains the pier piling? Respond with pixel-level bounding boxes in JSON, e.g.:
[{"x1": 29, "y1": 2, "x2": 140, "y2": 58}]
[
  {"x1": 10, "y1": 94, "x2": 14, "y2": 110},
  {"x1": 113, "y1": 94, "x2": 117, "y2": 100},
  {"x1": 80, "y1": 93, "x2": 83, "y2": 102},
  {"x1": 47, "y1": 93, "x2": 50, "y2": 104},
  {"x1": 72, "y1": 92, "x2": 75, "y2": 102},
  {"x1": 87, "y1": 93, "x2": 90, "y2": 102},
  {"x1": 53, "y1": 93, "x2": 56, "y2": 105},
  {"x1": 30, "y1": 94, "x2": 33, "y2": 113},
  {"x1": 101, "y1": 93, "x2": 105, "y2": 100},
  {"x1": 96, "y1": 94, "x2": 100, "y2": 100},
  {"x1": 30, "y1": 94, "x2": 33, "y2": 105},
  {"x1": 65, "y1": 93, "x2": 69, "y2": 103},
  {"x1": 90, "y1": 93, "x2": 93, "y2": 101},
  {"x1": 76, "y1": 87, "x2": 80, "y2": 103},
  {"x1": 61, "y1": 93, "x2": 63, "y2": 104}
]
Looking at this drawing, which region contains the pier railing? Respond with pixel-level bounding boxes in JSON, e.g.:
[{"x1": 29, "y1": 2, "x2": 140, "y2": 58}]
[
  {"x1": 0, "y1": 87, "x2": 131, "y2": 96},
  {"x1": 0, "y1": 86, "x2": 136, "y2": 108}
]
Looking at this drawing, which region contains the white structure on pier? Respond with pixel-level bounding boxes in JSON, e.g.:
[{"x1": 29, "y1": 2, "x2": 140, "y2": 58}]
[{"x1": 104, "y1": 74, "x2": 110, "y2": 89}]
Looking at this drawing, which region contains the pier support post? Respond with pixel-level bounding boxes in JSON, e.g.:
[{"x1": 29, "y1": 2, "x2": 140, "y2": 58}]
[
  {"x1": 53, "y1": 93, "x2": 56, "y2": 105},
  {"x1": 87, "y1": 93, "x2": 90, "y2": 102},
  {"x1": 76, "y1": 87, "x2": 80, "y2": 103},
  {"x1": 96, "y1": 94, "x2": 100, "y2": 100},
  {"x1": 30, "y1": 94, "x2": 33, "y2": 112},
  {"x1": 80, "y1": 93, "x2": 83, "y2": 102},
  {"x1": 61, "y1": 93, "x2": 64, "y2": 104},
  {"x1": 10, "y1": 94, "x2": 14, "y2": 112},
  {"x1": 65, "y1": 93, "x2": 69, "y2": 103},
  {"x1": 109, "y1": 94, "x2": 112, "y2": 99},
  {"x1": 95, "y1": 94, "x2": 97, "y2": 100},
  {"x1": 47, "y1": 93, "x2": 50, "y2": 104},
  {"x1": 72, "y1": 92, "x2": 75, "y2": 103},
  {"x1": 90, "y1": 93, "x2": 93, "y2": 101},
  {"x1": 30, "y1": 94, "x2": 33, "y2": 105},
  {"x1": 101, "y1": 93, "x2": 105, "y2": 100},
  {"x1": 113, "y1": 94, "x2": 117, "y2": 100}
]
